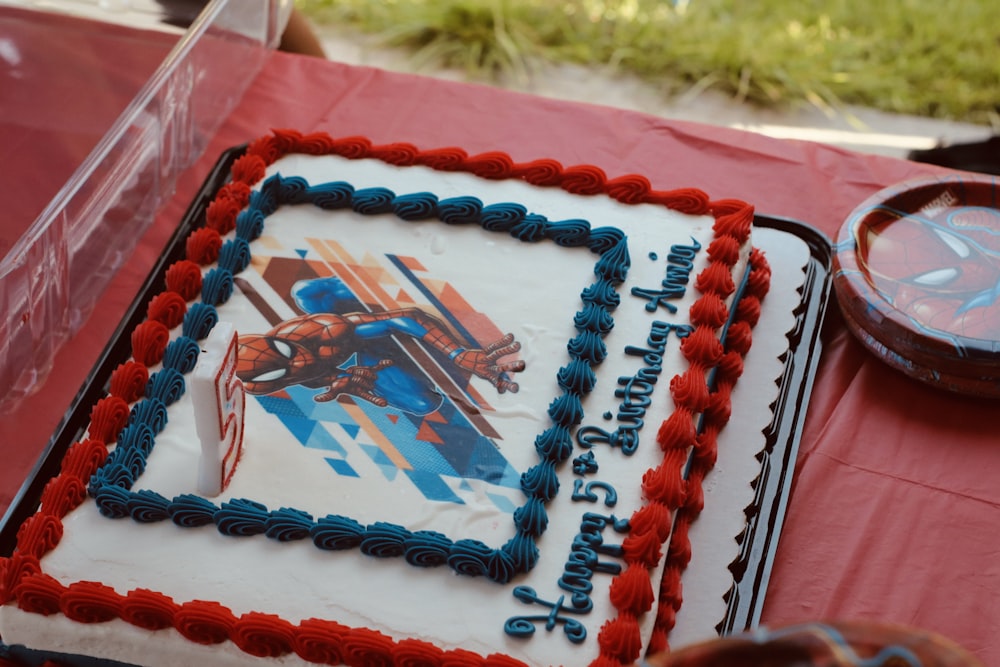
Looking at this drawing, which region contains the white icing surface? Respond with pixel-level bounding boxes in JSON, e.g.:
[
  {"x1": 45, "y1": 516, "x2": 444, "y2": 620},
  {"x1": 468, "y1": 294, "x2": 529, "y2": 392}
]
[{"x1": 0, "y1": 153, "x2": 804, "y2": 667}]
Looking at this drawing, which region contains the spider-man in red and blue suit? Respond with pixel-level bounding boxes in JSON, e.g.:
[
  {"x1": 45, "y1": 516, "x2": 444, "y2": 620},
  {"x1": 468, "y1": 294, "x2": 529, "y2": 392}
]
[{"x1": 235, "y1": 277, "x2": 524, "y2": 415}]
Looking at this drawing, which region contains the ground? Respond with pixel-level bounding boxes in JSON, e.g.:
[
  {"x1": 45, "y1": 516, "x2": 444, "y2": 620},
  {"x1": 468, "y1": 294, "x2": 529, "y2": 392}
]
[{"x1": 317, "y1": 27, "x2": 993, "y2": 160}]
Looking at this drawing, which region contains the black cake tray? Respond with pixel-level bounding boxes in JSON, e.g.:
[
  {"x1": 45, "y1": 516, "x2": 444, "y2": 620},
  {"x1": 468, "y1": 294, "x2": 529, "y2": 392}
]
[
  {"x1": 716, "y1": 213, "x2": 834, "y2": 636},
  {"x1": 0, "y1": 146, "x2": 833, "y2": 644}
]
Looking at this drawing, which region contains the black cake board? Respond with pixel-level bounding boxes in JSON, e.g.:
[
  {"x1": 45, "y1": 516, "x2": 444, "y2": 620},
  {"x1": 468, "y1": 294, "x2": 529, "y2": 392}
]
[{"x1": 716, "y1": 213, "x2": 832, "y2": 635}]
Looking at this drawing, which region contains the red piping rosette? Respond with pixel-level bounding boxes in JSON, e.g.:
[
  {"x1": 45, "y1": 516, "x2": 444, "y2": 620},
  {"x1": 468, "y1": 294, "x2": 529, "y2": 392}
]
[
  {"x1": 147, "y1": 291, "x2": 188, "y2": 329},
  {"x1": 233, "y1": 612, "x2": 297, "y2": 658},
  {"x1": 714, "y1": 350, "x2": 745, "y2": 386},
  {"x1": 628, "y1": 502, "x2": 672, "y2": 543},
  {"x1": 642, "y1": 188, "x2": 710, "y2": 215},
  {"x1": 709, "y1": 199, "x2": 754, "y2": 243},
  {"x1": 658, "y1": 563, "x2": 684, "y2": 612},
  {"x1": 327, "y1": 135, "x2": 373, "y2": 160},
  {"x1": 608, "y1": 566, "x2": 655, "y2": 615},
  {"x1": 465, "y1": 151, "x2": 515, "y2": 180},
  {"x1": 605, "y1": 174, "x2": 652, "y2": 205},
  {"x1": 621, "y1": 526, "x2": 664, "y2": 568},
  {"x1": 174, "y1": 600, "x2": 236, "y2": 645},
  {"x1": 693, "y1": 260, "x2": 737, "y2": 298},
  {"x1": 560, "y1": 164, "x2": 607, "y2": 195},
  {"x1": 270, "y1": 128, "x2": 306, "y2": 153},
  {"x1": 414, "y1": 146, "x2": 469, "y2": 172},
  {"x1": 679, "y1": 327, "x2": 724, "y2": 367},
  {"x1": 724, "y1": 320, "x2": 753, "y2": 357},
  {"x1": 510, "y1": 158, "x2": 563, "y2": 186},
  {"x1": 131, "y1": 320, "x2": 170, "y2": 367},
  {"x1": 747, "y1": 250, "x2": 772, "y2": 299},
  {"x1": 164, "y1": 260, "x2": 203, "y2": 301},
  {"x1": 15, "y1": 514, "x2": 63, "y2": 558},
  {"x1": 392, "y1": 638, "x2": 447, "y2": 667},
  {"x1": 108, "y1": 361, "x2": 149, "y2": 403},
  {"x1": 292, "y1": 131, "x2": 341, "y2": 155},
  {"x1": 246, "y1": 133, "x2": 286, "y2": 165},
  {"x1": 60, "y1": 581, "x2": 121, "y2": 623},
  {"x1": 60, "y1": 439, "x2": 109, "y2": 479},
  {"x1": 88, "y1": 396, "x2": 130, "y2": 444},
  {"x1": 640, "y1": 452, "x2": 688, "y2": 509},
  {"x1": 688, "y1": 293, "x2": 728, "y2": 329},
  {"x1": 13, "y1": 573, "x2": 63, "y2": 616},
  {"x1": 215, "y1": 181, "x2": 252, "y2": 209},
  {"x1": 230, "y1": 153, "x2": 267, "y2": 185},
  {"x1": 596, "y1": 613, "x2": 643, "y2": 664},
  {"x1": 705, "y1": 234, "x2": 741, "y2": 265},
  {"x1": 293, "y1": 618, "x2": 350, "y2": 664},
  {"x1": 669, "y1": 367, "x2": 711, "y2": 414},
  {"x1": 370, "y1": 142, "x2": 420, "y2": 166},
  {"x1": 121, "y1": 588, "x2": 180, "y2": 631},
  {"x1": 205, "y1": 195, "x2": 242, "y2": 234},
  {"x1": 439, "y1": 647, "x2": 490, "y2": 667},
  {"x1": 38, "y1": 473, "x2": 88, "y2": 517},
  {"x1": 340, "y1": 627, "x2": 395, "y2": 667},
  {"x1": 185, "y1": 227, "x2": 223, "y2": 266}
]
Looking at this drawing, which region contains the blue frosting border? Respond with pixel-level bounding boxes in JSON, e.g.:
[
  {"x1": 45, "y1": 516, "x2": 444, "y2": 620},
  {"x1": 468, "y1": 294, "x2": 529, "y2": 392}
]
[{"x1": 87, "y1": 173, "x2": 632, "y2": 583}]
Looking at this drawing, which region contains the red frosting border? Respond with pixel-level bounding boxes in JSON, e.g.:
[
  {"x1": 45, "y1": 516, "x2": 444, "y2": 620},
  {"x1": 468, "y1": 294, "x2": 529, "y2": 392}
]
[{"x1": 0, "y1": 129, "x2": 767, "y2": 667}]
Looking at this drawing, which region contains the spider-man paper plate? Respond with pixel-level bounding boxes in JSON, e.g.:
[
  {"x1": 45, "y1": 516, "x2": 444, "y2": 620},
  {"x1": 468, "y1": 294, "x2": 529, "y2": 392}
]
[
  {"x1": 833, "y1": 174, "x2": 1000, "y2": 397},
  {"x1": 657, "y1": 620, "x2": 981, "y2": 666}
]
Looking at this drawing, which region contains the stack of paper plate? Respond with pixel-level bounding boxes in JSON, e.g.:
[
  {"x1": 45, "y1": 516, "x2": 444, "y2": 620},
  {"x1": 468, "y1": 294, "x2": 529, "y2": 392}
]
[{"x1": 833, "y1": 174, "x2": 1000, "y2": 397}]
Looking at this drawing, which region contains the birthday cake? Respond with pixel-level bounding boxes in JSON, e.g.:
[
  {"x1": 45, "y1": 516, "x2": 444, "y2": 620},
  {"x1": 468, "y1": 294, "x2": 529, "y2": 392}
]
[{"x1": 0, "y1": 130, "x2": 771, "y2": 667}]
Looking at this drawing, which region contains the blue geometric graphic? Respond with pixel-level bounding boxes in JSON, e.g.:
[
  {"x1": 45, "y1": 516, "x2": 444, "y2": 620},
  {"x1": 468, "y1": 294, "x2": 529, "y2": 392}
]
[{"x1": 252, "y1": 377, "x2": 521, "y2": 511}]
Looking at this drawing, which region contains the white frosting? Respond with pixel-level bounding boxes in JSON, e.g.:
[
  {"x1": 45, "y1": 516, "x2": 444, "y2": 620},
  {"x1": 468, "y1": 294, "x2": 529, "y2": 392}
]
[{"x1": 0, "y1": 152, "x2": 782, "y2": 667}]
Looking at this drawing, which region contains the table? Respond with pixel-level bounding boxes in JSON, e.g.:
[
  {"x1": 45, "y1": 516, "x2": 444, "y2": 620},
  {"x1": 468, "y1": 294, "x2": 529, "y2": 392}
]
[{"x1": 3, "y1": 36, "x2": 997, "y2": 665}]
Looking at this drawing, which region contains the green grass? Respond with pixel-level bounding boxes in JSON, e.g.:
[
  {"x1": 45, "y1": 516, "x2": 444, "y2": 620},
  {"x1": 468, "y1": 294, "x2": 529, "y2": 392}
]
[{"x1": 299, "y1": 0, "x2": 1000, "y2": 125}]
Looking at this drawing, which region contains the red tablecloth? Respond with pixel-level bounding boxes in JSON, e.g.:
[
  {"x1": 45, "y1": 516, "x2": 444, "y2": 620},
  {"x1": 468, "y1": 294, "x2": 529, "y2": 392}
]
[
  {"x1": 3, "y1": 44, "x2": 998, "y2": 664},
  {"x1": 0, "y1": 7, "x2": 175, "y2": 250}
]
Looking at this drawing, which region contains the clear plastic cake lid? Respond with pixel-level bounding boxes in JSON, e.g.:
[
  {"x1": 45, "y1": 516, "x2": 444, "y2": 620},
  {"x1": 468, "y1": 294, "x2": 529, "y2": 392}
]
[{"x1": 0, "y1": 0, "x2": 290, "y2": 413}]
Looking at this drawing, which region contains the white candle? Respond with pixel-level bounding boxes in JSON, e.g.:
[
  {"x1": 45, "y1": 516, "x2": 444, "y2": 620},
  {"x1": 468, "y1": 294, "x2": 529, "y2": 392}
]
[{"x1": 191, "y1": 322, "x2": 246, "y2": 496}]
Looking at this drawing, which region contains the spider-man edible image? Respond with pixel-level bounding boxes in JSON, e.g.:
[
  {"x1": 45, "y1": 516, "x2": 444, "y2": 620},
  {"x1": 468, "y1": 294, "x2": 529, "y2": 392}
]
[
  {"x1": 237, "y1": 277, "x2": 523, "y2": 414},
  {"x1": 233, "y1": 238, "x2": 527, "y2": 508},
  {"x1": 838, "y1": 181, "x2": 1000, "y2": 353}
]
